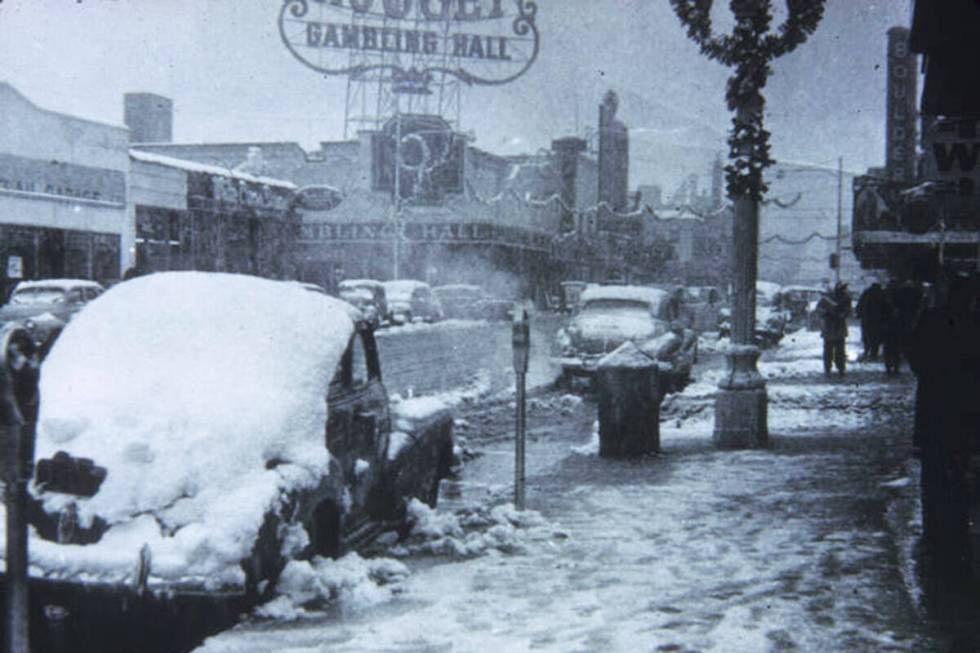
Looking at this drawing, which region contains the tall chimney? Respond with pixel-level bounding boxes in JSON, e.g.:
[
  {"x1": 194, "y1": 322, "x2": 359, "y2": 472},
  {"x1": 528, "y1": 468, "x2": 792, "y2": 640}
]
[{"x1": 124, "y1": 92, "x2": 174, "y2": 143}]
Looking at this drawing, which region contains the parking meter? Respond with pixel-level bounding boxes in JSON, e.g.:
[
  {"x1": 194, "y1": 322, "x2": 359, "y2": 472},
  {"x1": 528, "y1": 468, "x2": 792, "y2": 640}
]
[
  {"x1": 512, "y1": 305, "x2": 530, "y2": 373},
  {"x1": 512, "y1": 305, "x2": 530, "y2": 510},
  {"x1": 0, "y1": 325, "x2": 40, "y2": 653}
]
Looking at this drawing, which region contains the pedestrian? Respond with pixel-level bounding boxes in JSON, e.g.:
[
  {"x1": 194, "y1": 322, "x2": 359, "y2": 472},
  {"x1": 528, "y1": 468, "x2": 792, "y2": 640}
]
[
  {"x1": 906, "y1": 274, "x2": 980, "y2": 577},
  {"x1": 855, "y1": 282, "x2": 887, "y2": 361},
  {"x1": 816, "y1": 282, "x2": 851, "y2": 376},
  {"x1": 880, "y1": 290, "x2": 902, "y2": 375}
]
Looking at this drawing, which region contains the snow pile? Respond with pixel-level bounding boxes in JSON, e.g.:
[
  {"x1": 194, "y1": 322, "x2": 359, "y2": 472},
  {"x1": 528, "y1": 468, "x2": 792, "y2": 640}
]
[
  {"x1": 26, "y1": 272, "x2": 354, "y2": 587},
  {"x1": 391, "y1": 371, "x2": 491, "y2": 430},
  {"x1": 571, "y1": 420, "x2": 600, "y2": 455},
  {"x1": 376, "y1": 318, "x2": 486, "y2": 337},
  {"x1": 389, "y1": 499, "x2": 557, "y2": 558},
  {"x1": 256, "y1": 553, "x2": 409, "y2": 620}
]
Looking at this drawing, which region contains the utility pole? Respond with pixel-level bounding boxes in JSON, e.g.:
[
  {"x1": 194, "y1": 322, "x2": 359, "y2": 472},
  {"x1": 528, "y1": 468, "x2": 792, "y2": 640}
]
[
  {"x1": 835, "y1": 156, "x2": 843, "y2": 285},
  {"x1": 392, "y1": 107, "x2": 402, "y2": 281}
]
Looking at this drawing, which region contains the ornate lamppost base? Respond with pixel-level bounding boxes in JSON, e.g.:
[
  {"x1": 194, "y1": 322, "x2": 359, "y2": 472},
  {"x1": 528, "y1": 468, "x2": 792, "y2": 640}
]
[{"x1": 713, "y1": 345, "x2": 768, "y2": 449}]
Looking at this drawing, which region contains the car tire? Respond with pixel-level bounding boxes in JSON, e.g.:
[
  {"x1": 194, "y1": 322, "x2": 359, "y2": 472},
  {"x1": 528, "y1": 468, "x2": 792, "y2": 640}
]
[{"x1": 243, "y1": 511, "x2": 288, "y2": 602}]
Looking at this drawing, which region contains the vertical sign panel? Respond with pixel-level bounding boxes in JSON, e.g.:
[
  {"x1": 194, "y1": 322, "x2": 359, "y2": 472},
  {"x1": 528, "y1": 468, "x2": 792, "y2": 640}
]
[{"x1": 886, "y1": 27, "x2": 917, "y2": 184}]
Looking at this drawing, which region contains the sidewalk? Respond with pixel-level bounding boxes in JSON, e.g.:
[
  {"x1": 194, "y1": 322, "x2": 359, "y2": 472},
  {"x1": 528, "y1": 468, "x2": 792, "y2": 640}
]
[{"x1": 198, "y1": 329, "x2": 940, "y2": 653}]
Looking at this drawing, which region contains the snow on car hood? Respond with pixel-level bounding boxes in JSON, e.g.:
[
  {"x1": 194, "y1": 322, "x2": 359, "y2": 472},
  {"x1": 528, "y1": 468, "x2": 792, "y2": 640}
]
[
  {"x1": 568, "y1": 309, "x2": 665, "y2": 353},
  {"x1": 22, "y1": 272, "x2": 355, "y2": 587}
]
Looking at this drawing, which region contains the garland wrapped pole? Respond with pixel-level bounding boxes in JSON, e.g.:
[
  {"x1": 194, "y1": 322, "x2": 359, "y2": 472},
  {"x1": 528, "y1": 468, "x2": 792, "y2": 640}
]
[{"x1": 670, "y1": 0, "x2": 826, "y2": 448}]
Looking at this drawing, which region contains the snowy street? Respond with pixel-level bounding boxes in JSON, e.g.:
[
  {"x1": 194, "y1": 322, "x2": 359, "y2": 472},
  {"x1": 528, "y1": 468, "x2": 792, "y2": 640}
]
[{"x1": 195, "y1": 326, "x2": 963, "y2": 653}]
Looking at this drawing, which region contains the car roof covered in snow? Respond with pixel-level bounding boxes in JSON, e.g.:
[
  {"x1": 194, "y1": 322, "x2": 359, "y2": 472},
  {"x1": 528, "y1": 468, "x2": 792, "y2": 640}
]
[
  {"x1": 433, "y1": 284, "x2": 483, "y2": 295},
  {"x1": 339, "y1": 278, "x2": 384, "y2": 290},
  {"x1": 13, "y1": 278, "x2": 104, "y2": 292},
  {"x1": 30, "y1": 272, "x2": 356, "y2": 586},
  {"x1": 581, "y1": 285, "x2": 669, "y2": 308},
  {"x1": 383, "y1": 279, "x2": 429, "y2": 297}
]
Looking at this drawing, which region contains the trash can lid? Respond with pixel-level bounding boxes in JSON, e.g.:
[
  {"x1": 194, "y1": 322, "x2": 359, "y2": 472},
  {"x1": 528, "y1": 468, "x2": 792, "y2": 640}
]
[{"x1": 597, "y1": 341, "x2": 657, "y2": 369}]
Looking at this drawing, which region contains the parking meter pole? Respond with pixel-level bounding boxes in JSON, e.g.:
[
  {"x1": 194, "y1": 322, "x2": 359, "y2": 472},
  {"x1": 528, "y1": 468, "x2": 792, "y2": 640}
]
[
  {"x1": 0, "y1": 326, "x2": 40, "y2": 653},
  {"x1": 512, "y1": 306, "x2": 530, "y2": 511}
]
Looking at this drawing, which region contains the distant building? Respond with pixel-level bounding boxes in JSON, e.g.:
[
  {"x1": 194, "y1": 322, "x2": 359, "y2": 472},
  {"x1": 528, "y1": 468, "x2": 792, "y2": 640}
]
[
  {"x1": 133, "y1": 93, "x2": 647, "y2": 302},
  {"x1": 598, "y1": 91, "x2": 629, "y2": 213},
  {"x1": 759, "y1": 160, "x2": 860, "y2": 287},
  {"x1": 0, "y1": 83, "x2": 132, "y2": 299}
]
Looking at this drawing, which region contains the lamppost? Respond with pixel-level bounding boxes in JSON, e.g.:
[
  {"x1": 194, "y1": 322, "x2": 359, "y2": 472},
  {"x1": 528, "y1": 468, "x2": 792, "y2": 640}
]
[{"x1": 671, "y1": 0, "x2": 826, "y2": 449}]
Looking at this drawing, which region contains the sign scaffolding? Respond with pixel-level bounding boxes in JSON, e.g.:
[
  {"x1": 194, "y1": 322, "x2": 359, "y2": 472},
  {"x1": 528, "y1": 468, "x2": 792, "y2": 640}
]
[{"x1": 279, "y1": 0, "x2": 540, "y2": 136}]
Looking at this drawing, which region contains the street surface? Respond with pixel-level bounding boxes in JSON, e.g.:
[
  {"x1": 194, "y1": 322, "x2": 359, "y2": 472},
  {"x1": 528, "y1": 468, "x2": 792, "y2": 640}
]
[{"x1": 194, "y1": 324, "x2": 972, "y2": 653}]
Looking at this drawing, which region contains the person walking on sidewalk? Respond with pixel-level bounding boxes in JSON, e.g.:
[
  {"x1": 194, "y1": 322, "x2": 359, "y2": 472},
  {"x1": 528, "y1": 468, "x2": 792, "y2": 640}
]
[
  {"x1": 817, "y1": 282, "x2": 851, "y2": 376},
  {"x1": 856, "y1": 282, "x2": 887, "y2": 361}
]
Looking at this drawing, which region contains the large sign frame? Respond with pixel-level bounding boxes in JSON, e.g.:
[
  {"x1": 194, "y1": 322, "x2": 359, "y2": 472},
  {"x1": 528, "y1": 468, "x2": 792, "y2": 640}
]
[{"x1": 279, "y1": 0, "x2": 540, "y2": 87}]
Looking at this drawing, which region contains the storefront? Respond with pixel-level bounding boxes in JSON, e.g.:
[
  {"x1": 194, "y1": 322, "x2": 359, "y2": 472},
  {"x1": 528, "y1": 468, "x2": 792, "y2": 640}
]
[{"x1": 0, "y1": 84, "x2": 131, "y2": 300}]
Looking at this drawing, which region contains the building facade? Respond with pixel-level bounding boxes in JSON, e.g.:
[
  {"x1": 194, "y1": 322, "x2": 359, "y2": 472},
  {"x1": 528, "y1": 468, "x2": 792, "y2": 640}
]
[
  {"x1": 0, "y1": 83, "x2": 133, "y2": 299},
  {"x1": 129, "y1": 151, "x2": 300, "y2": 279}
]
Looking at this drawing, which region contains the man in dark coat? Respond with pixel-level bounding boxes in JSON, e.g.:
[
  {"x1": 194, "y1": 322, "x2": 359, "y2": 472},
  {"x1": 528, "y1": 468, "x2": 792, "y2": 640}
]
[
  {"x1": 907, "y1": 275, "x2": 980, "y2": 576},
  {"x1": 856, "y1": 282, "x2": 887, "y2": 361},
  {"x1": 817, "y1": 283, "x2": 851, "y2": 376}
]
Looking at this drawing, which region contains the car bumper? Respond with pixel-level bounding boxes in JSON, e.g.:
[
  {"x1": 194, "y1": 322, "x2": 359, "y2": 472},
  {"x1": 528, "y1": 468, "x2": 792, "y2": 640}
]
[
  {"x1": 3, "y1": 573, "x2": 247, "y2": 652},
  {"x1": 556, "y1": 355, "x2": 676, "y2": 377}
]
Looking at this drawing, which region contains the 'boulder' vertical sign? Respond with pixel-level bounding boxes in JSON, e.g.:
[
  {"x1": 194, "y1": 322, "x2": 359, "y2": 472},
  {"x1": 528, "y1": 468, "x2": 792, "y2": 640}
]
[{"x1": 886, "y1": 26, "x2": 917, "y2": 184}]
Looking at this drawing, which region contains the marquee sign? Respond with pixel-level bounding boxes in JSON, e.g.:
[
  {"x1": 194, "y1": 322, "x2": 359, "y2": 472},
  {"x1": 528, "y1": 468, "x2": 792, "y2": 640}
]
[
  {"x1": 299, "y1": 220, "x2": 551, "y2": 251},
  {"x1": 279, "y1": 0, "x2": 539, "y2": 88}
]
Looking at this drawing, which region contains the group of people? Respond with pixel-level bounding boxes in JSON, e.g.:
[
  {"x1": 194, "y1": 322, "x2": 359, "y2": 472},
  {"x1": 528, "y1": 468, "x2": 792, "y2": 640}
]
[
  {"x1": 814, "y1": 278, "x2": 924, "y2": 377},
  {"x1": 854, "y1": 279, "x2": 923, "y2": 375}
]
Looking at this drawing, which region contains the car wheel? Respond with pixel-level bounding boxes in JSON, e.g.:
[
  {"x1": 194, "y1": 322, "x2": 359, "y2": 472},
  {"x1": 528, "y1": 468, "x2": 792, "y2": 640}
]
[
  {"x1": 307, "y1": 500, "x2": 342, "y2": 559},
  {"x1": 555, "y1": 369, "x2": 572, "y2": 391},
  {"x1": 243, "y1": 512, "x2": 288, "y2": 601}
]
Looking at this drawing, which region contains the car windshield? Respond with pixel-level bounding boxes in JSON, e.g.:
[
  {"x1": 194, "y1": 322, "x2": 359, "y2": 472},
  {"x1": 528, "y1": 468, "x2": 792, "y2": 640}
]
[
  {"x1": 340, "y1": 288, "x2": 372, "y2": 304},
  {"x1": 10, "y1": 288, "x2": 66, "y2": 305},
  {"x1": 435, "y1": 288, "x2": 480, "y2": 301},
  {"x1": 582, "y1": 299, "x2": 651, "y2": 314}
]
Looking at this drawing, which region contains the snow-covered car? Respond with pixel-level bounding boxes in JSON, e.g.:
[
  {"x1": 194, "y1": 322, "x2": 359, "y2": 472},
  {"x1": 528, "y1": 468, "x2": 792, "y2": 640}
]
[
  {"x1": 781, "y1": 285, "x2": 823, "y2": 331},
  {"x1": 338, "y1": 279, "x2": 388, "y2": 326},
  {"x1": 680, "y1": 285, "x2": 724, "y2": 332},
  {"x1": 5, "y1": 272, "x2": 454, "y2": 651},
  {"x1": 552, "y1": 285, "x2": 698, "y2": 393},
  {"x1": 339, "y1": 286, "x2": 382, "y2": 329},
  {"x1": 0, "y1": 278, "x2": 104, "y2": 354},
  {"x1": 382, "y1": 280, "x2": 443, "y2": 325},
  {"x1": 432, "y1": 284, "x2": 514, "y2": 321},
  {"x1": 718, "y1": 280, "x2": 789, "y2": 347}
]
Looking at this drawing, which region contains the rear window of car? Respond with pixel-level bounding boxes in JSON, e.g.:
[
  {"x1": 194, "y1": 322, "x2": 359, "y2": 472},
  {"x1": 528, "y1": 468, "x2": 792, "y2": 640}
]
[
  {"x1": 11, "y1": 288, "x2": 66, "y2": 304},
  {"x1": 582, "y1": 299, "x2": 651, "y2": 313}
]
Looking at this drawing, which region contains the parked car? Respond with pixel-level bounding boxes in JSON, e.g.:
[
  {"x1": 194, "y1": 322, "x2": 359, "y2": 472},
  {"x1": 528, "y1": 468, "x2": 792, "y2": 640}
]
[
  {"x1": 339, "y1": 286, "x2": 382, "y2": 328},
  {"x1": 718, "y1": 280, "x2": 788, "y2": 347},
  {"x1": 680, "y1": 285, "x2": 724, "y2": 332},
  {"x1": 558, "y1": 280, "x2": 590, "y2": 314},
  {"x1": 433, "y1": 284, "x2": 485, "y2": 320},
  {"x1": 0, "y1": 278, "x2": 104, "y2": 354},
  {"x1": 382, "y1": 280, "x2": 443, "y2": 325},
  {"x1": 552, "y1": 285, "x2": 698, "y2": 393},
  {"x1": 781, "y1": 285, "x2": 824, "y2": 331},
  {"x1": 338, "y1": 279, "x2": 388, "y2": 325},
  {"x1": 432, "y1": 284, "x2": 514, "y2": 321},
  {"x1": 6, "y1": 272, "x2": 454, "y2": 652}
]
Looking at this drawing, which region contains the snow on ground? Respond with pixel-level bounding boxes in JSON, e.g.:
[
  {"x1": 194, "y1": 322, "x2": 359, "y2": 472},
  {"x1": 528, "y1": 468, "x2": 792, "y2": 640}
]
[
  {"x1": 14, "y1": 273, "x2": 354, "y2": 588},
  {"x1": 197, "y1": 318, "x2": 925, "y2": 652},
  {"x1": 376, "y1": 318, "x2": 489, "y2": 338}
]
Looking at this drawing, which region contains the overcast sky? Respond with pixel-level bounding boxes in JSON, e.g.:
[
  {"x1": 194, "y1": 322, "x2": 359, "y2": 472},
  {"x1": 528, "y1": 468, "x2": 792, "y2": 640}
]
[{"x1": 1, "y1": 0, "x2": 913, "y2": 189}]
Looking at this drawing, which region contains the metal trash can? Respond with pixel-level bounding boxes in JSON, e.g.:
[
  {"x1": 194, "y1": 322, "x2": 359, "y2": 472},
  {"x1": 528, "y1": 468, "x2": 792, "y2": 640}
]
[{"x1": 595, "y1": 341, "x2": 661, "y2": 458}]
